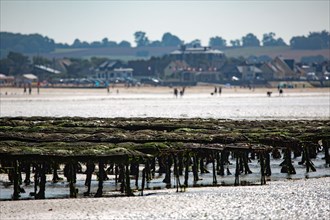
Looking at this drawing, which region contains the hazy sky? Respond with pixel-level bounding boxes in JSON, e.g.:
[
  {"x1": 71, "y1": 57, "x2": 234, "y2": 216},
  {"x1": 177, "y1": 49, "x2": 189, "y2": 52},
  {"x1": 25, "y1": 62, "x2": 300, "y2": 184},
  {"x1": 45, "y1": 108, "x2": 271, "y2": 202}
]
[{"x1": 1, "y1": 0, "x2": 329, "y2": 46}]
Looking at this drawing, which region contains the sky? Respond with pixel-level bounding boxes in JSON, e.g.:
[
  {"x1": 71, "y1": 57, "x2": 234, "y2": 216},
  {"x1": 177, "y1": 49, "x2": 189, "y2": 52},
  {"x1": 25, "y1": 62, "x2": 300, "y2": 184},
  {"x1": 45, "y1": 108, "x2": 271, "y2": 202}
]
[{"x1": 1, "y1": 0, "x2": 329, "y2": 46}]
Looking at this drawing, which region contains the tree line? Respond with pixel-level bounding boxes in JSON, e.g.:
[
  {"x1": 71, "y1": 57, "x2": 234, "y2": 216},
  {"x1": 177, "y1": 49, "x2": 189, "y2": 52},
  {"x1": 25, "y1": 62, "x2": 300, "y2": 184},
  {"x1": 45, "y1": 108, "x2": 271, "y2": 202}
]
[{"x1": 0, "y1": 30, "x2": 329, "y2": 58}]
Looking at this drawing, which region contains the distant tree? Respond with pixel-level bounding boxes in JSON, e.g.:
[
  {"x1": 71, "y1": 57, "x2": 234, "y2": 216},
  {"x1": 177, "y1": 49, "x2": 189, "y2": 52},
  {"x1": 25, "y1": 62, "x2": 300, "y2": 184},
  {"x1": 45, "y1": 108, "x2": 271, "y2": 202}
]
[
  {"x1": 290, "y1": 31, "x2": 330, "y2": 49},
  {"x1": 149, "y1": 40, "x2": 162, "y2": 47},
  {"x1": 33, "y1": 56, "x2": 51, "y2": 66},
  {"x1": 0, "y1": 51, "x2": 31, "y2": 75},
  {"x1": 0, "y1": 32, "x2": 55, "y2": 54},
  {"x1": 101, "y1": 38, "x2": 118, "y2": 47},
  {"x1": 161, "y1": 32, "x2": 182, "y2": 47},
  {"x1": 186, "y1": 39, "x2": 201, "y2": 48},
  {"x1": 242, "y1": 33, "x2": 260, "y2": 47},
  {"x1": 118, "y1": 40, "x2": 131, "y2": 48},
  {"x1": 102, "y1": 38, "x2": 109, "y2": 47},
  {"x1": 90, "y1": 57, "x2": 109, "y2": 67},
  {"x1": 90, "y1": 41, "x2": 103, "y2": 48},
  {"x1": 72, "y1": 39, "x2": 83, "y2": 48},
  {"x1": 209, "y1": 36, "x2": 227, "y2": 48},
  {"x1": 262, "y1": 32, "x2": 287, "y2": 46},
  {"x1": 276, "y1": 38, "x2": 287, "y2": 46},
  {"x1": 134, "y1": 31, "x2": 149, "y2": 47},
  {"x1": 230, "y1": 39, "x2": 241, "y2": 47},
  {"x1": 301, "y1": 55, "x2": 326, "y2": 64},
  {"x1": 56, "y1": 42, "x2": 70, "y2": 49}
]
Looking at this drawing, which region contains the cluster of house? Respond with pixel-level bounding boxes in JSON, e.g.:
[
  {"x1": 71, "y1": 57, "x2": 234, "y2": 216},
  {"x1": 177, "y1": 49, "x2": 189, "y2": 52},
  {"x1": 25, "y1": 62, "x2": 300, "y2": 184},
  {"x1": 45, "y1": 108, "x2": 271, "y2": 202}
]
[
  {"x1": 1, "y1": 47, "x2": 329, "y2": 87},
  {"x1": 93, "y1": 47, "x2": 330, "y2": 86},
  {"x1": 163, "y1": 47, "x2": 330, "y2": 85},
  {"x1": 0, "y1": 65, "x2": 62, "y2": 87}
]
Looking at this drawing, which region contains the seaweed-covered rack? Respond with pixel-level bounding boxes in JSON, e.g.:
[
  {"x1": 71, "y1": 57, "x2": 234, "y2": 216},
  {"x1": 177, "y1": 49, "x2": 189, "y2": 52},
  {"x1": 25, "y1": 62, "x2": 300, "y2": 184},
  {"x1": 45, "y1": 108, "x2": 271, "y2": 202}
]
[{"x1": 0, "y1": 117, "x2": 329, "y2": 200}]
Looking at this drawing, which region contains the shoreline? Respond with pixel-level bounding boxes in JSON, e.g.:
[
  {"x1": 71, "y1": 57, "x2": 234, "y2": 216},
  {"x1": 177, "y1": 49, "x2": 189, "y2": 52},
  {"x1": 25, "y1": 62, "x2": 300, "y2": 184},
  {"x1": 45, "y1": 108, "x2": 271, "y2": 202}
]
[
  {"x1": 1, "y1": 177, "x2": 329, "y2": 219},
  {"x1": 1, "y1": 86, "x2": 329, "y2": 97}
]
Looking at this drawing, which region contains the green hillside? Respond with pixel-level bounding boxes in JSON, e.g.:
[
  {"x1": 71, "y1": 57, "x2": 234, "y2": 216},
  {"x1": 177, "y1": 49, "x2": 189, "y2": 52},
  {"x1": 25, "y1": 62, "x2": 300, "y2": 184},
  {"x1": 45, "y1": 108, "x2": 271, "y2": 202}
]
[{"x1": 43, "y1": 46, "x2": 330, "y2": 62}]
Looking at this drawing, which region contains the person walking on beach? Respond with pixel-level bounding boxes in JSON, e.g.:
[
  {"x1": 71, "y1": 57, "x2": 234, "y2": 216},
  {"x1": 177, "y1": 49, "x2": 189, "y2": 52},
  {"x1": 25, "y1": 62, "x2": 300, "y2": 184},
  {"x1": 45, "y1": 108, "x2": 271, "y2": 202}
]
[
  {"x1": 279, "y1": 88, "x2": 283, "y2": 96},
  {"x1": 174, "y1": 88, "x2": 178, "y2": 98},
  {"x1": 180, "y1": 87, "x2": 185, "y2": 97},
  {"x1": 28, "y1": 83, "x2": 32, "y2": 95},
  {"x1": 37, "y1": 81, "x2": 40, "y2": 94},
  {"x1": 23, "y1": 84, "x2": 27, "y2": 94},
  {"x1": 219, "y1": 87, "x2": 222, "y2": 95}
]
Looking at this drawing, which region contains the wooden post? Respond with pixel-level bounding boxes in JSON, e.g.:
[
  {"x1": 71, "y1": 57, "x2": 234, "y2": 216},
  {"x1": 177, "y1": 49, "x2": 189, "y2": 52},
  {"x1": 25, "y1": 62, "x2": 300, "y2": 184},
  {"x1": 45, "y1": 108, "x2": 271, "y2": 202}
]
[
  {"x1": 184, "y1": 154, "x2": 189, "y2": 188},
  {"x1": 125, "y1": 163, "x2": 133, "y2": 196},
  {"x1": 135, "y1": 163, "x2": 139, "y2": 189},
  {"x1": 84, "y1": 161, "x2": 94, "y2": 196},
  {"x1": 218, "y1": 151, "x2": 225, "y2": 176},
  {"x1": 324, "y1": 140, "x2": 330, "y2": 165},
  {"x1": 24, "y1": 162, "x2": 31, "y2": 185},
  {"x1": 33, "y1": 163, "x2": 39, "y2": 199},
  {"x1": 95, "y1": 161, "x2": 104, "y2": 197},
  {"x1": 192, "y1": 154, "x2": 199, "y2": 184},
  {"x1": 243, "y1": 151, "x2": 252, "y2": 174},
  {"x1": 234, "y1": 153, "x2": 240, "y2": 186},
  {"x1": 120, "y1": 164, "x2": 125, "y2": 193},
  {"x1": 265, "y1": 152, "x2": 272, "y2": 176},
  {"x1": 52, "y1": 163, "x2": 61, "y2": 183},
  {"x1": 141, "y1": 168, "x2": 146, "y2": 196},
  {"x1": 216, "y1": 152, "x2": 220, "y2": 172},
  {"x1": 36, "y1": 162, "x2": 46, "y2": 199},
  {"x1": 173, "y1": 156, "x2": 179, "y2": 192},
  {"x1": 69, "y1": 162, "x2": 77, "y2": 198},
  {"x1": 145, "y1": 159, "x2": 151, "y2": 189},
  {"x1": 13, "y1": 159, "x2": 20, "y2": 200},
  {"x1": 281, "y1": 148, "x2": 296, "y2": 174},
  {"x1": 260, "y1": 153, "x2": 266, "y2": 185},
  {"x1": 212, "y1": 152, "x2": 217, "y2": 185},
  {"x1": 304, "y1": 145, "x2": 316, "y2": 172},
  {"x1": 163, "y1": 155, "x2": 172, "y2": 188}
]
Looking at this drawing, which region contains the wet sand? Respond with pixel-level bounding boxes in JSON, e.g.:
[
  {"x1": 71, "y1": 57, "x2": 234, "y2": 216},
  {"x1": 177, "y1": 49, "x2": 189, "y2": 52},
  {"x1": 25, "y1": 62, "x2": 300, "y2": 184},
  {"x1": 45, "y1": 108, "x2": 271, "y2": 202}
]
[
  {"x1": 0, "y1": 85, "x2": 329, "y2": 97},
  {"x1": 1, "y1": 177, "x2": 329, "y2": 219},
  {"x1": 0, "y1": 86, "x2": 329, "y2": 219}
]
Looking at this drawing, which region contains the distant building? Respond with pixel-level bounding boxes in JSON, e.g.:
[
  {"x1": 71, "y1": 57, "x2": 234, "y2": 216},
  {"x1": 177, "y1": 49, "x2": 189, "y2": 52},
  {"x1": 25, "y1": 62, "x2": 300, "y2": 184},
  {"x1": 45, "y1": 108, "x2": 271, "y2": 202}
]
[
  {"x1": 33, "y1": 65, "x2": 61, "y2": 81},
  {"x1": 163, "y1": 60, "x2": 190, "y2": 81},
  {"x1": 260, "y1": 57, "x2": 297, "y2": 80},
  {"x1": 170, "y1": 46, "x2": 225, "y2": 70},
  {"x1": 94, "y1": 61, "x2": 134, "y2": 82},
  {"x1": 237, "y1": 65, "x2": 263, "y2": 81},
  {"x1": 0, "y1": 74, "x2": 15, "y2": 86},
  {"x1": 219, "y1": 64, "x2": 241, "y2": 81}
]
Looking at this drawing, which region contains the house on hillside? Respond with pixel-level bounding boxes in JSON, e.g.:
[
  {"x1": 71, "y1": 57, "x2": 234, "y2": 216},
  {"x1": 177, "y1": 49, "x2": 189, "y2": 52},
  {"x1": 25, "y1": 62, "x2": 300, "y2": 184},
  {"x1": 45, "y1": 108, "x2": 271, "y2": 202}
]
[
  {"x1": 94, "y1": 61, "x2": 132, "y2": 82},
  {"x1": 170, "y1": 46, "x2": 225, "y2": 69},
  {"x1": 0, "y1": 74, "x2": 15, "y2": 86},
  {"x1": 195, "y1": 70, "x2": 222, "y2": 83},
  {"x1": 219, "y1": 64, "x2": 241, "y2": 81},
  {"x1": 33, "y1": 65, "x2": 61, "y2": 81},
  {"x1": 94, "y1": 60, "x2": 133, "y2": 82},
  {"x1": 260, "y1": 57, "x2": 297, "y2": 80},
  {"x1": 163, "y1": 60, "x2": 190, "y2": 81},
  {"x1": 237, "y1": 65, "x2": 264, "y2": 81}
]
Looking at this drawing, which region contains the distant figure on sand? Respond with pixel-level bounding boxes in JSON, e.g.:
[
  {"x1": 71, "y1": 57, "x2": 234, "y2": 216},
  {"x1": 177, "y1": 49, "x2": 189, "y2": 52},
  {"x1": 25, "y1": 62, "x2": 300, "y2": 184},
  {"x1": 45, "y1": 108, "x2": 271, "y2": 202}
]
[
  {"x1": 174, "y1": 88, "x2": 178, "y2": 98},
  {"x1": 28, "y1": 84, "x2": 32, "y2": 95},
  {"x1": 219, "y1": 87, "x2": 222, "y2": 95},
  {"x1": 279, "y1": 89, "x2": 283, "y2": 96},
  {"x1": 267, "y1": 91, "x2": 272, "y2": 97},
  {"x1": 23, "y1": 84, "x2": 27, "y2": 94},
  {"x1": 180, "y1": 87, "x2": 185, "y2": 97},
  {"x1": 37, "y1": 82, "x2": 40, "y2": 94}
]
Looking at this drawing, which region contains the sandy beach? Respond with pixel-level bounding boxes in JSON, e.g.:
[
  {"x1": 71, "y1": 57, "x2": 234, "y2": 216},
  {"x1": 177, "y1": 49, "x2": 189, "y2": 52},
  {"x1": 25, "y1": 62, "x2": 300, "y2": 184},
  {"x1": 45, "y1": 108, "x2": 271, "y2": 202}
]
[
  {"x1": 0, "y1": 85, "x2": 329, "y2": 97},
  {"x1": 0, "y1": 86, "x2": 329, "y2": 219},
  {"x1": 0, "y1": 177, "x2": 329, "y2": 220}
]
